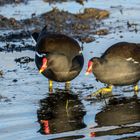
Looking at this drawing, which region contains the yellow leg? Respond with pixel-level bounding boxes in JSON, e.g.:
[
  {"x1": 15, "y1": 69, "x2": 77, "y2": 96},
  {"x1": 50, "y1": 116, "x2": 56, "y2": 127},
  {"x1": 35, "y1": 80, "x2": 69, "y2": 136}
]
[
  {"x1": 65, "y1": 81, "x2": 70, "y2": 90},
  {"x1": 91, "y1": 85, "x2": 113, "y2": 97},
  {"x1": 48, "y1": 80, "x2": 53, "y2": 93},
  {"x1": 134, "y1": 84, "x2": 139, "y2": 95}
]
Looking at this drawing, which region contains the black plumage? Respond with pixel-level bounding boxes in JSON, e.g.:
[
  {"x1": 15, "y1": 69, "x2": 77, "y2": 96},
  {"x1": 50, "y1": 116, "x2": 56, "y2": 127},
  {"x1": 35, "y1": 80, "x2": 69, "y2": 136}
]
[
  {"x1": 34, "y1": 27, "x2": 84, "y2": 82},
  {"x1": 87, "y1": 42, "x2": 140, "y2": 86}
]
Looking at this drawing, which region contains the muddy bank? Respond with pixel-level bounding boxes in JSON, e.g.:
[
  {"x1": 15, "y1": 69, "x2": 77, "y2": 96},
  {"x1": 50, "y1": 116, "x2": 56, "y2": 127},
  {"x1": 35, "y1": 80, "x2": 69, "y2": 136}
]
[
  {"x1": 43, "y1": 0, "x2": 88, "y2": 5},
  {"x1": 0, "y1": 0, "x2": 88, "y2": 6},
  {"x1": 0, "y1": 0, "x2": 27, "y2": 5},
  {"x1": 0, "y1": 15, "x2": 22, "y2": 29},
  {"x1": 0, "y1": 7, "x2": 109, "y2": 31},
  {"x1": 0, "y1": 7, "x2": 109, "y2": 51}
]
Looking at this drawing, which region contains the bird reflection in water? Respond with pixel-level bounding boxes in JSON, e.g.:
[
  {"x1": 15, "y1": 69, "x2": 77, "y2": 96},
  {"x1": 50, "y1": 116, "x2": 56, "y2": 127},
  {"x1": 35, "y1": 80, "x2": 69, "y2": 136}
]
[
  {"x1": 37, "y1": 90, "x2": 86, "y2": 135},
  {"x1": 91, "y1": 96, "x2": 140, "y2": 138}
]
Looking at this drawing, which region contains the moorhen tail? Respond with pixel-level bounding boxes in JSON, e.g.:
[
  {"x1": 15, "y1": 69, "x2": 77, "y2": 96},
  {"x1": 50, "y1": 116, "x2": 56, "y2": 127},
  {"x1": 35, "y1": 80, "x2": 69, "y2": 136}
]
[
  {"x1": 33, "y1": 26, "x2": 84, "y2": 91},
  {"x1": 86, "y1": 42, "x2": 140, "y2": 96}
]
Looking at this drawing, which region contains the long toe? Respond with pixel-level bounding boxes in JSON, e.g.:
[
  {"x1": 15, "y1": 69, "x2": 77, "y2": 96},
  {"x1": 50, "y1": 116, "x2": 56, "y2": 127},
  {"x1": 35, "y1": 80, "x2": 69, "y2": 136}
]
[{"x1": 91, "y1": 87, "x2": 113, "y2": 97}]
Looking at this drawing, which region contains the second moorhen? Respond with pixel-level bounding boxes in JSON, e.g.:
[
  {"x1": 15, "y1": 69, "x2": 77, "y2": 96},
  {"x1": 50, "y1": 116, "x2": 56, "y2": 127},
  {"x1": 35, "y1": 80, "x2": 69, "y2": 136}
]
[{"x1": 86, "y1": 42, "x2": 140, "y2": 96}]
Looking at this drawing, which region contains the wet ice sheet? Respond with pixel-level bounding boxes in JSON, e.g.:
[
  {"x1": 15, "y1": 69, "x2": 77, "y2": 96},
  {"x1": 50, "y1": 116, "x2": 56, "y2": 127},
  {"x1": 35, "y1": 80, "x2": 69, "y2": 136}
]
[{"x1": 0, "y1": 0, "x2": 140, "y2": 140}]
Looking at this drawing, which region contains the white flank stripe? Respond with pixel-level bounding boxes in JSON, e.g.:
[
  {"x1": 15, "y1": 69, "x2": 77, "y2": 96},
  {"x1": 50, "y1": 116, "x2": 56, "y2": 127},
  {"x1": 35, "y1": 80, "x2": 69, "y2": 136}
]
[
  {"x1": 126, "y1": 57, "x2": 139, "y2": 64},
  {"x1": 36, "y1": 52, "x2": 46, "y2": 57},
  {"x1": 126, "y1": 57, "x2": 133, "y2": 61},
  {"x1": 134, "y1": 61, "x2": 139, "y2": 64}
]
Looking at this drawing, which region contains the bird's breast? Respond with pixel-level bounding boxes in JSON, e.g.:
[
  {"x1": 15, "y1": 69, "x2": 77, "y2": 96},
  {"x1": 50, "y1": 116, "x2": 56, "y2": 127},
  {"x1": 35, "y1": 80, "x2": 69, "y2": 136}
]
[{"x1": 93, "y1": 59, "x2": 140, "y2": 85}]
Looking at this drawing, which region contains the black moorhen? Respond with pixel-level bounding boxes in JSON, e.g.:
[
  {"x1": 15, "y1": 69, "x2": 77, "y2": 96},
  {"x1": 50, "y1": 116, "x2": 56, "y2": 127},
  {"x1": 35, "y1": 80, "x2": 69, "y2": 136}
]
[
  {"x1": 86, "y1": 42, "x2": 140, "y2": 96},
  {"x1": 33, "y1": 26, "x2": 84, "y2": 91}
]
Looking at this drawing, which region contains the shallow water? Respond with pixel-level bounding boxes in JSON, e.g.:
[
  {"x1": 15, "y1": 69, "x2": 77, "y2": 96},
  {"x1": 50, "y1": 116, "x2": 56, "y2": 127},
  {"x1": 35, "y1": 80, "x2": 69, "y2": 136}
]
[{"x1": 0, "y1": 0, "x2": 140, "y2": 140}]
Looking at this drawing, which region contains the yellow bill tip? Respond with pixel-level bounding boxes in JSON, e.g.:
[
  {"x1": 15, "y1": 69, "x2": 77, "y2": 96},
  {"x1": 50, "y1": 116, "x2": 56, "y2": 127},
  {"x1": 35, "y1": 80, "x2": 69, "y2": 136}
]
[
  {"x1": 39, "y1": 69, "x2": 43, "y2": 73},
  {"x1": 85, "y1": 72, "x2": 89, "y2": 76}
]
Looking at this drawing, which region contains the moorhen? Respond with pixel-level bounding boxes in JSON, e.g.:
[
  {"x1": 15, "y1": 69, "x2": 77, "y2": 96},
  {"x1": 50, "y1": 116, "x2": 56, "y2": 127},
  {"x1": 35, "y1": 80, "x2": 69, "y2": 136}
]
[
  {"x1": 86, "y1": 42, "x2": 140, "y2": 96},
  {"x1": 33, "y1": 26, "x2": 84, "y2": 91}
]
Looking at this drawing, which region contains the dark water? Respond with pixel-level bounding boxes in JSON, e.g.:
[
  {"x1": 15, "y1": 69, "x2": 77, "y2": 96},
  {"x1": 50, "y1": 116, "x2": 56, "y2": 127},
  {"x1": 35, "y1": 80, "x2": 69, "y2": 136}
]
[{"x1": 0, "y1": 0, "x2": 140, "y2": 140}]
